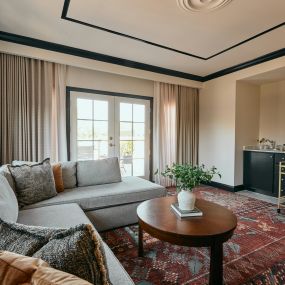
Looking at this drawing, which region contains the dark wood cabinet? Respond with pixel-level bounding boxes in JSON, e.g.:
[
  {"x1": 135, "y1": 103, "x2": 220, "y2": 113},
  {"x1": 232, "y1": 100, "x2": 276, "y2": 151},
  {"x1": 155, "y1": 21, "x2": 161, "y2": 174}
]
[
  {"x1": 244, "y1": 151, "x2": 274, "y2": 195},
  {"x1": 244, "y1": 151, "x2": 285, "y2": 196}
]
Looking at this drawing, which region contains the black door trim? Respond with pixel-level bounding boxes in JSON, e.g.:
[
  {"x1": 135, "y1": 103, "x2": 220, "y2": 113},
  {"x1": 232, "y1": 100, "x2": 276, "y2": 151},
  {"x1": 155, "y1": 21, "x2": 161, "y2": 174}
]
[{"x1": 66, "y1": 86, "x2": 154, "y2": 180}]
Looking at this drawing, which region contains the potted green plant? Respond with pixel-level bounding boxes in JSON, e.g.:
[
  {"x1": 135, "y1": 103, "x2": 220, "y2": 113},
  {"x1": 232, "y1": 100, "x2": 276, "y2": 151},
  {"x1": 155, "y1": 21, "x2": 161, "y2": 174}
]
[{"x1": 159, "y1": 164, "x2": 221, "y2": 210}]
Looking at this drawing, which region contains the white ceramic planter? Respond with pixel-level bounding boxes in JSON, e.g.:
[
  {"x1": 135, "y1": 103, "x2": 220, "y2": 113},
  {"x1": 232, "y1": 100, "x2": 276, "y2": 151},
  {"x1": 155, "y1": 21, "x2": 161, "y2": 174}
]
[{"x1": 177, "y1": 190, "x2": 196, "y2": 210}]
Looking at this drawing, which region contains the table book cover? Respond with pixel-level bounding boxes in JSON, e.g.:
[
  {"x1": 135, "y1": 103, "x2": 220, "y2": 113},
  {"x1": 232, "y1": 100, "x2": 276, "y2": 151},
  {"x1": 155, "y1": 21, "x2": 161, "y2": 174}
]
[{"x1": 171, "y1": 202, "x2": 203, "y2": 218}]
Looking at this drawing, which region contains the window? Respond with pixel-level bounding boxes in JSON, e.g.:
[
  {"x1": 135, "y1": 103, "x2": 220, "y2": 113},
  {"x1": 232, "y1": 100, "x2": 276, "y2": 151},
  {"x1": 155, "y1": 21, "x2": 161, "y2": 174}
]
[{"x1": 70, "y1": 89, "x2": 151, "y2": 179}]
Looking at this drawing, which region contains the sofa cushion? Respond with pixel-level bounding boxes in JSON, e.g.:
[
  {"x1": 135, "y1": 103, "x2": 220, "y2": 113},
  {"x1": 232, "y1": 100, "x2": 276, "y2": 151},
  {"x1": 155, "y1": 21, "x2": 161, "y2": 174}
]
[
  {"x1": 103, "y1": 244, "x2": 134, "y2": 285},
  {"x1": 0, "y1": 165, "x2": 15, "y2": 191},
  {"x1": 77, "y1": 157, "x2": 121, "y2": 187},
  {"x1": 0, "y1": 251, "x2": 94, "y2": 285},
  {"x1": 18, "y1": 203, "x2": 92, "y2": 228},
  {"x1": 33, "y1": 224, "x2": 111, "y2": 285},
  {"x1": 0, "y1": 175, "x2": 18, "y2": 222},
  {"x1": 23, "y1": 176, "x2": 166, "y2": 211},
  {"x1": 17, "y1": 204, "x2": 134, "y2": 285},
  {"x1": 8, "y1": 158, "x2": 57, "y2": 208},
  {"x1": 61, "y1": 161, "x2": 77, "y2": 189}
]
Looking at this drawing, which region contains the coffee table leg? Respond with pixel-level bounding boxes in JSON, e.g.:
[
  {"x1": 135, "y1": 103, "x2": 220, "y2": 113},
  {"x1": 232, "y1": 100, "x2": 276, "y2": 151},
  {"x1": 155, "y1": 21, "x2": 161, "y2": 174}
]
[
  {"x1": 209, "y1": 242, "x2": 223, "y2": 285},
  {"x1": 138, "y1": 224, "x2": 144, "y2": 257}
]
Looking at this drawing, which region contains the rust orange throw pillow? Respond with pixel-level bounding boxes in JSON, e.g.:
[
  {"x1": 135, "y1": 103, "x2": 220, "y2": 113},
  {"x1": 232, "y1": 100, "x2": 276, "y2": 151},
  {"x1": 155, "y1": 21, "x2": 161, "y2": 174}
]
[{"x1": 52, "y1": 163, "x2": 64, "y2": 193}]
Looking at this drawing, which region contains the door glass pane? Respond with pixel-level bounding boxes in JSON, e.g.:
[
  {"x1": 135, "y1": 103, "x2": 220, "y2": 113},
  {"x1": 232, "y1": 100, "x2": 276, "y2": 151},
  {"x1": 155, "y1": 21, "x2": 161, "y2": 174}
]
[
  {"x1": 77, "y1": 141, "x2": 93, "y2": 160},
  {"x1": 133, "y1": 141, "x2": 144, "y2": 159},
  {"x1": 133, "y1": 159, "x2": 144, "y2": 176},
  {"x1": 93, "y1": 100, "x2": 108, "y2": 120},
  {"x1": 133, "y1": 104, "x2": 145, "y2": 122},
  {"x1": 133, "y1": 123, "x2": 145, "y2": 140},
  {"x1": 120, "y1": 141, "x2": 133, "y2": 158},
  {"x1": 77, "y1": 99, "x2": 92, "y2": 120},
  {"x1": 77, "y1": 120, "x2": 93, "y2": 140},
  {"x1": 120, "y1": 103, "x2": 132, "y2": 121},
  {"x1": 74, "y1": 95, "x2": 149, "y2": 178},
  {"x1": 75, "y1": 96, "x2": 111, "y2": 161},
  {"x1": 120, "y1": 122, "x2": 132, "y2": 140},
  {"x1": 94, "y1": 121, "x2": 108, "y2": 140},
  {"x1": 94, "y1": 141, "x2": 108, "y2": 160},
  {"x1": 120, "y1": 160, "x2": 132, "y2": 177},
  {"x1": 118, "y1": 101, "x2": 148, "y2": 177}
]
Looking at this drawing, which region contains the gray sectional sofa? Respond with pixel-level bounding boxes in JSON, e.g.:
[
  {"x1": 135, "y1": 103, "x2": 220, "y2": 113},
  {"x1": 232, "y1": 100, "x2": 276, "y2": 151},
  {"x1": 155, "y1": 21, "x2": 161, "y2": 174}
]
[{"x1": 0, "y1": 159, "x2": 166, "y2": 284}]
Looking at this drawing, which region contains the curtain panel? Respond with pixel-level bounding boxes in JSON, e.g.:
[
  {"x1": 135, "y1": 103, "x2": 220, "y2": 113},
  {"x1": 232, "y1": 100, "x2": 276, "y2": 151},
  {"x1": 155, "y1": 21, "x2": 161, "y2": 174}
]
[
  {"x1": 0, "y1": 53, "x2": 67, "y2": 165},
  {"x1": 153, "y1": 82, "x2": 199, "y2": 186}
]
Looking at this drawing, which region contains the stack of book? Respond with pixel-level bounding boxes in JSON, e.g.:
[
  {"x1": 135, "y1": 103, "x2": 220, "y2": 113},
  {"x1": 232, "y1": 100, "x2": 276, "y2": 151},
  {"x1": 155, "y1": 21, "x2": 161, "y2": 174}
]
[{"x1": 171, "y1": 203, "x2": 203, "y2": 219}]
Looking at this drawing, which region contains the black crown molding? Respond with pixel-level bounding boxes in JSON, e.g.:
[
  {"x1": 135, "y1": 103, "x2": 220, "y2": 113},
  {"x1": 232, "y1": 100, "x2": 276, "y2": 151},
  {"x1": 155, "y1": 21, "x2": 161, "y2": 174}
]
[
  {"x1": 0, "y1": 31, "x2": 285, "y2": 82},
  {"x1": 61, "y1": 0, "x2": 285, "y2": 60},
  {"x1": 0, "y1": 31, "x2": 202, "y2": 82}
]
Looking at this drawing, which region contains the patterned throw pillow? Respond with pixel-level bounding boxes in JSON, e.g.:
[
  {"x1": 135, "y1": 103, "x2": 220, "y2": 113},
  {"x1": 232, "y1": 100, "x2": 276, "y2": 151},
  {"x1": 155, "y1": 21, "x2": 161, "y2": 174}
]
[
  {"x1": 33, "y1": 224, "x2": 111, "y2": 285},
  {"x1": 8, "y1": 158, "x2": 57, "y2": 208},
  {"x1": 0, "y1": 219, "x2": 55, "y2": 256}
]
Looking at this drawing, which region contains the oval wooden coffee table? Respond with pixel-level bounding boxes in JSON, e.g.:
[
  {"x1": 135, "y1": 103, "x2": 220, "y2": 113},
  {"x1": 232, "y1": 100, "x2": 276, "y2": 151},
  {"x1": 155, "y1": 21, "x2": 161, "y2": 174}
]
[{"x1": 137, "y1": 196, "x2": 237, "y2": 285}]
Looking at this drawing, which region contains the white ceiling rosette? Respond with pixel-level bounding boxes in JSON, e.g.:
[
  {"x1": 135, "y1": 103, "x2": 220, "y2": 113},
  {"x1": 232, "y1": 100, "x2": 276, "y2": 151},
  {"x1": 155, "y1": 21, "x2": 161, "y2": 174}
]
[{"x1": 177, "y1": 0, "x2": 232, "y2": 12}]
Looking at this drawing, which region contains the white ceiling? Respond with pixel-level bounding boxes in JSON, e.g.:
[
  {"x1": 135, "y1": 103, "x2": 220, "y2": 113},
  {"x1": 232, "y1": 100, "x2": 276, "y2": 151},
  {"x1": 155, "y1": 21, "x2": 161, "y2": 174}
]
[
  {"x1": 242, "y1": 67, "x2": 285, "y2": 85},
  {"x1": 0, "y1": 0, "x2": 284, "y2": 78}
]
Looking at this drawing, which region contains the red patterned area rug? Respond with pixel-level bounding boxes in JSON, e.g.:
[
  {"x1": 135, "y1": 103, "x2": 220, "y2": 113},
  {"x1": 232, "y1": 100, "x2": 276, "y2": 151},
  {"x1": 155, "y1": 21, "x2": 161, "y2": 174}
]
[{"x1": 101, "y1": 187, "x2": 285, "y2": 285}]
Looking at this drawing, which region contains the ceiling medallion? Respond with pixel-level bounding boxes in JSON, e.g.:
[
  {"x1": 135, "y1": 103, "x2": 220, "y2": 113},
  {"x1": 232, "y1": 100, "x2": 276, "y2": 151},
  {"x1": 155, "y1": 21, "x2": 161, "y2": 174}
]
[{"x1": 177, "y1": 0, "x2": 232, "y2": 12}]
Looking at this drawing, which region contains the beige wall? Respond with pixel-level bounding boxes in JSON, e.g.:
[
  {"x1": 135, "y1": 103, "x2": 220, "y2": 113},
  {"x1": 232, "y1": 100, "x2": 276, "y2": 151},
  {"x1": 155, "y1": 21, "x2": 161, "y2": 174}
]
[
  {"x1": 234, "y1": 82, "x2": 260, "y2": 185},
  {"x1": 199, "y1": 78, "x2": 236, "y2": 185},
  {"x1": 0, "y1": 40, "x2": 202, "y2": 89},
  {"x1": 199, "y1": 56, "x2": 285, "y2": 186},
  {"x1": 259, "y1": 80, "x2": 285, "y2": 145},
  {"x1": 67, "y1": 66, "x2": 154, "y2": 97}
]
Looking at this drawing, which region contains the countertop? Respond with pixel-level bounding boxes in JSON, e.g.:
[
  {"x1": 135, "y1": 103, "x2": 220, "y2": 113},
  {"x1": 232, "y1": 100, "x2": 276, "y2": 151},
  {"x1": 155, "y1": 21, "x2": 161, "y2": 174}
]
[{"x1": 243, "y1": 146, "x2": 285, "y2": 154}]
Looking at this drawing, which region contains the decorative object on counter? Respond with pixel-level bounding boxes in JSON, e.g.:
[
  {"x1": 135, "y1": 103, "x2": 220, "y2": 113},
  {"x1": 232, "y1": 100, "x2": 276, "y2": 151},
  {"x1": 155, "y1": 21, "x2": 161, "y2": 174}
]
[
  {"x1": 276, "y1": 145, "x2": 285, "y2": 152},
  {"x1": 257, "y1": 138, "x2": 276, "y2": 150},
  {"x1": 171, "y1": 202, "x2": 203, "y2": 218},
  {"x1": 157, "y1": 164, "x2": 221, "y2": 210}
]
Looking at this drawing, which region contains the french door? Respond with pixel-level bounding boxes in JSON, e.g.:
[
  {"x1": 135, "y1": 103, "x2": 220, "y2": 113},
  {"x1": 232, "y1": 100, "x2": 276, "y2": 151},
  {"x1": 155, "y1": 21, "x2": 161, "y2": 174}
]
[{"x1": 70, "y1": 91, "x2": 150, "y2": 179}]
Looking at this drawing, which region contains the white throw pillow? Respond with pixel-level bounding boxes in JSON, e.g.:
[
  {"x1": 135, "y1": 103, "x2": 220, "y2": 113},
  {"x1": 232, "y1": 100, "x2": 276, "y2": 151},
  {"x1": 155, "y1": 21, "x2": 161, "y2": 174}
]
[
  {"x1": 0, "y1": 174, "x2": 19, "y2": 222},
  {"x1": 77, "y1": 157, "x2": 122, "y2": 187}
]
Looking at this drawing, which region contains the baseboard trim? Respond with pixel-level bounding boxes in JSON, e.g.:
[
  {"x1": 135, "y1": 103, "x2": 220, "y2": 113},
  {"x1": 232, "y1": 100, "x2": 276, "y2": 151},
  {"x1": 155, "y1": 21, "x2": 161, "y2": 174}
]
[{"x1": 204, "y1": 181, "x2": 244, "y2": 192}]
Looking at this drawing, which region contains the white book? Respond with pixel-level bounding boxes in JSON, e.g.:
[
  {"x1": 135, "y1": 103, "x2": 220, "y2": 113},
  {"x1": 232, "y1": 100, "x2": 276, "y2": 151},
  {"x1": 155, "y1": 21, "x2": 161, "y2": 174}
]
[{"x1": 171, "y1": 203, "x2": 203, "y2": 218}]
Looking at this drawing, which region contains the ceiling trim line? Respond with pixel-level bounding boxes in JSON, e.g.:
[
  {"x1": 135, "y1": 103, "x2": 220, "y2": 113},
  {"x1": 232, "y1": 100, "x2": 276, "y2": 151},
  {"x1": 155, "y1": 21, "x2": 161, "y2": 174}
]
[
  {"x1": 0, "y1": 31, "x2": 284, "y2": 82},
  {"x1": 0, "y1": 31, "x2": 203, "y2": 82},
  {"x1": 61, "y1": 0, "x2": 285, "y2": 60},
  {"x1": 204, "y1": 48, "x2": 285, "y2": 81}
]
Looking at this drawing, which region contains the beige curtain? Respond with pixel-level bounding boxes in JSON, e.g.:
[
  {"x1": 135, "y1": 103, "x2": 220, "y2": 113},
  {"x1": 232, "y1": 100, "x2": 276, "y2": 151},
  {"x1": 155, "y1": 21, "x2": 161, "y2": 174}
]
[
  {"x1": 176, "y1": 86, "x2": 199, "y2": 165},
  {"x1": 153, "y1": 82, "x2": 178, "y2": 186},
  {"x1": 153, "y1": 82, "x2": 199, "y2": 186},
  {"x1": 0, "y1": 53, "x2": 67, "y2": 165}
]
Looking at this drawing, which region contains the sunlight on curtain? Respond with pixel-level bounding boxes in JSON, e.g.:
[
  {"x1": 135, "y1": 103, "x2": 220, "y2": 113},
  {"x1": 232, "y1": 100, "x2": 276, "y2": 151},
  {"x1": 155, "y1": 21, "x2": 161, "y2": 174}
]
[
  {"x1": 153, "y1": 82, "x2": 178, "y2": 186},
  {"x1": 153, "y1": 82, "x2": 199, "y2": 187}
]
